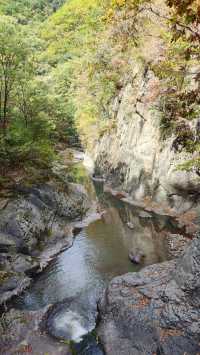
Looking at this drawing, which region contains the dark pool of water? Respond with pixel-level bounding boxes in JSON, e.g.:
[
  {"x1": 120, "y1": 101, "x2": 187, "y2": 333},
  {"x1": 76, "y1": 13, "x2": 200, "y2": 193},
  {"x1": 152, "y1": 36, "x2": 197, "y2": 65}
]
[{"x1": 15, "y1": 157, "x2": 179, "y2": 350}]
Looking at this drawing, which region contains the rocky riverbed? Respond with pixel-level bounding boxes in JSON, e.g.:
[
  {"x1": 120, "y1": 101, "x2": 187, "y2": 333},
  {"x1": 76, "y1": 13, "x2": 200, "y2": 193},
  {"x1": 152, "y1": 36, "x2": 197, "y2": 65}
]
[
  {"x1": 0, "y1": 151, "x2": 91, "y2": 306},
  {"x1": 0, "y1": 151, "x2": 199, "y2": 355}
]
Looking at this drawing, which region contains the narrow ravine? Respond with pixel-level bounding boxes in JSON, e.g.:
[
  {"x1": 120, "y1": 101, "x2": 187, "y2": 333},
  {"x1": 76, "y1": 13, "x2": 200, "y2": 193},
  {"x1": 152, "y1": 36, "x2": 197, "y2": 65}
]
[
  {"x1": 11, "y1": 151, "x2": 188, "y2": 354},
  {"x1": 0, "y1": 0, "x2": 200, "y2": 355},
  {"x1": 1, "y1": 2, "x2": 200, "y2": 354}
]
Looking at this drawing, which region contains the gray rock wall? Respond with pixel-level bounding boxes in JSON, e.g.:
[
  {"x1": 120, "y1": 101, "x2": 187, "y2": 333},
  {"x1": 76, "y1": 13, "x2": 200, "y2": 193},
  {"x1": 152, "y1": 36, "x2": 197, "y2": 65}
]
[{"x1": 92, "y1": 66, "x2": 200, "y2": 212}]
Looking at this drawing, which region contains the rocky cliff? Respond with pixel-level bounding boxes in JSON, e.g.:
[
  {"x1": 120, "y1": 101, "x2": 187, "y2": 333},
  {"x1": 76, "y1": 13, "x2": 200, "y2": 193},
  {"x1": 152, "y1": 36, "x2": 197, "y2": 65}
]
[
  {"x1": 89, "y1": 1, "x2": 200, "y2": 214},
  {"x1": 93, "y1": 70, "x2": 200, "y2": 213}
]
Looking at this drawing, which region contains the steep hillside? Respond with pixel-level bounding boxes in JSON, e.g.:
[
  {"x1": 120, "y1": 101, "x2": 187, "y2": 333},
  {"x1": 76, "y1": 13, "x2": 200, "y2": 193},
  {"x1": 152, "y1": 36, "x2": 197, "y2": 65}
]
[
  {"x1": 0, "y1": 0, "x2": 77, "y2": 176},
  {"x1": 91, "y1": 0, "x2": 200, "y2": 212},
  {"x1": 1, "y1": 0, "x2": 200, "y2": 208},
  {"x1": 68, "y1": 0, "x2": 200, "y2": 213},
  {"x1": 40, "y1": 0, "x2": 200, "y2": 212}
]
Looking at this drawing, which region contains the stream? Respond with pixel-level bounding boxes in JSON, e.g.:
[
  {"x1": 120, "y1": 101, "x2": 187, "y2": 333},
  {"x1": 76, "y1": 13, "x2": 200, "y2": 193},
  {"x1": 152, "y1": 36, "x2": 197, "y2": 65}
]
[{"x1": 13, "y1": 152, "x2": 181, "y2": 354}]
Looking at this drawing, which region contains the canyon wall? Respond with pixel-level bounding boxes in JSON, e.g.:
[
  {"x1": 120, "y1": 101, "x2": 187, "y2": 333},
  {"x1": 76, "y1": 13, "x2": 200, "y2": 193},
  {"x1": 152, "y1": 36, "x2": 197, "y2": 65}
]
[{"x1": 90, "y1": 2, "x2": 200, "y2": 213}]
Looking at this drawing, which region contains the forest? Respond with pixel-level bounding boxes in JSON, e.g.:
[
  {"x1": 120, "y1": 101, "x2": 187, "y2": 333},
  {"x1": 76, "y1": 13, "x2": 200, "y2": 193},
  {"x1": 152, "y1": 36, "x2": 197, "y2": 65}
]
[{"x1": 0, "y1": 0, "x2": 75, "y2": 177}]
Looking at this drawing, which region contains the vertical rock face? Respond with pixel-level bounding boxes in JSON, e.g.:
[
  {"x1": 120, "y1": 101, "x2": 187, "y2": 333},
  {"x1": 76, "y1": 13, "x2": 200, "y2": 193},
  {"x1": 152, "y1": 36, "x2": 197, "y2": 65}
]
[
  {"x1": 88, "y1": 2, "x2": 200, "y2": 214},
  {"x1": 98, "y1": 235, "x2": 200, "y2": 355},
  {"x1": 92, "y1": 66, "x2": 200, "y2": 212}
]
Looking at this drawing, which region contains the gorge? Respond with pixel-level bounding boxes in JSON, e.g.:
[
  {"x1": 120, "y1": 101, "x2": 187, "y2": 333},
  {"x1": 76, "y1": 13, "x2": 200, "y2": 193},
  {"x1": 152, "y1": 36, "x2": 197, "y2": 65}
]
[{"x1": 0, "y1": 0, "x2": 200, "y2": 354}]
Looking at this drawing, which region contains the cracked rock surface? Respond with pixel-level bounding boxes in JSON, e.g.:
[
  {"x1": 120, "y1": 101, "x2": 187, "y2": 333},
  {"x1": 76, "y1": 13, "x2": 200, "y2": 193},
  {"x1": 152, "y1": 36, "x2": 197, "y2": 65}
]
[
  {"x1": 98, "y1": 235, "x2": 200, "y2": 355},
  {"x1": 0, "y1": 182, "x2": 89, "y2": 304}
]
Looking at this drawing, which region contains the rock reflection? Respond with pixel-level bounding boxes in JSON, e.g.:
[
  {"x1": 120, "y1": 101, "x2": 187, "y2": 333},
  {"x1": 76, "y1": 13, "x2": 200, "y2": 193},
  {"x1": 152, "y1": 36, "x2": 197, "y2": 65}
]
[{"x1": 15, "y1": 160, "x2": 181, "y2": 348}]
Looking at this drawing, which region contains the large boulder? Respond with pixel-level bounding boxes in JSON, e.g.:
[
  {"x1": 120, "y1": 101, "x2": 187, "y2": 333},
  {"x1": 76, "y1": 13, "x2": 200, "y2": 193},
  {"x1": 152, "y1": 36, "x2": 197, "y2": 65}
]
[
  {"x1": 98, "y1": 235, "x2": 200, "y2": 354},
  {"x1": 0, "y1": 182, "x2": 89, "y2": 254},
  {"x1": 0, "y1": 182, "x2": 89, "y2": 304},
  {"x1": 0, "y1": 198, "x2": 46, "y2": 253},
  {"x1": 0, "y1": 307, "x2": 71, "y2": 355}
]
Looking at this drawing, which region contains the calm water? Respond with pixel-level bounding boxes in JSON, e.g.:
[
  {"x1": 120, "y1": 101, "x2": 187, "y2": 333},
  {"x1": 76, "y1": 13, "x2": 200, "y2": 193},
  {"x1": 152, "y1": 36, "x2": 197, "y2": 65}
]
[{"x1": 15, "y1": 155, "x2": 178, "y2": 348}]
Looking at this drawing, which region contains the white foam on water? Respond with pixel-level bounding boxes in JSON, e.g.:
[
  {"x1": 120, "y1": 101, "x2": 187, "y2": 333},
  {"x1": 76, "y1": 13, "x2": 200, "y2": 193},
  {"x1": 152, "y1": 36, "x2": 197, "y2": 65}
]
[{"x1": 53, "y1": 310, "x2": 88, "y2": 343}]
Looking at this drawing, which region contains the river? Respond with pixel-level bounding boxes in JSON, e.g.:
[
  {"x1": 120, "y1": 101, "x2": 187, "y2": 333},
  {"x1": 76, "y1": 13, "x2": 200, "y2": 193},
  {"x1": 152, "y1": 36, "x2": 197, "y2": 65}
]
[{"x1": 14, "y1": 151, "x2": 180, "y2": 354}]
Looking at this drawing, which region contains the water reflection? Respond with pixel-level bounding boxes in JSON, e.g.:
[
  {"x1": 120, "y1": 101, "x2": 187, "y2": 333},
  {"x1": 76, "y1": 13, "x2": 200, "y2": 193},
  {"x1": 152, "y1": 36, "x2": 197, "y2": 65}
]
[
  {"x1": 15, "y1": 159, "x2": 180, "y2": 346},
  {"x1": 17, "y1": 191, "x2": 175, "y2": 311}
]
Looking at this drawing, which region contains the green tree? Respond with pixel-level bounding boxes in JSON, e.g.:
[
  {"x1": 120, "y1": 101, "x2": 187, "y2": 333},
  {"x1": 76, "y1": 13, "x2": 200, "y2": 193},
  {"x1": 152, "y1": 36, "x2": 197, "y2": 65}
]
[
  {"x1": 0, "y1": 15, "x2": 57, "y2": 170},
  {"x1": 0, "y1": 16, "x2": 31, "y2": 132}
]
